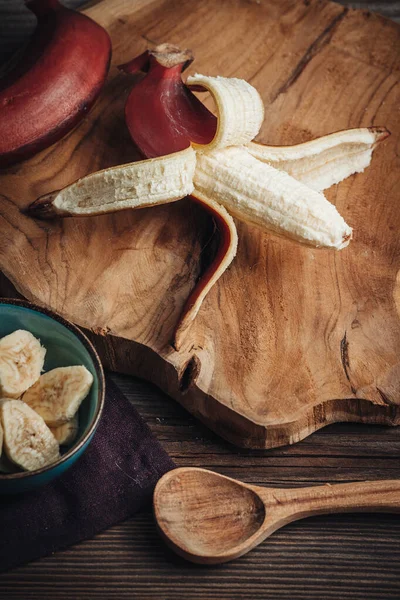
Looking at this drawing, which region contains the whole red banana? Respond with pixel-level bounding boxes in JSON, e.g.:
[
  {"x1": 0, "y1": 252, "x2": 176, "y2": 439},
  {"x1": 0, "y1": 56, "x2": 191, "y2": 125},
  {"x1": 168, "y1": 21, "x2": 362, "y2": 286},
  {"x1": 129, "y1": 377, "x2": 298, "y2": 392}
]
[{"x1": 0, "y1": 0, "x2": 111, "y2": 167}]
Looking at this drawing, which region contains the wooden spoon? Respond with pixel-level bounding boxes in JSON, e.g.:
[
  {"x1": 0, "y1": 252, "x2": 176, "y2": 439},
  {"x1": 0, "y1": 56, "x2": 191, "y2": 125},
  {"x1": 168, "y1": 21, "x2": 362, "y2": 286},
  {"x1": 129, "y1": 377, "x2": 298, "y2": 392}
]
[{"x1": 154, "y1": 467, "x2": 400, "y2": 564}]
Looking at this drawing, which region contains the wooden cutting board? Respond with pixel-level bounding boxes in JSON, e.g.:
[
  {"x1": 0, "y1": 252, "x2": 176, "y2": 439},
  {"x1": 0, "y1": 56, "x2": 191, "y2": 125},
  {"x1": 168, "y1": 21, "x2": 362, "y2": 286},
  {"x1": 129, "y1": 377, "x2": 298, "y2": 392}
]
[{"x1": 1, "y1": 0, "x2": 400, "y2": 448}]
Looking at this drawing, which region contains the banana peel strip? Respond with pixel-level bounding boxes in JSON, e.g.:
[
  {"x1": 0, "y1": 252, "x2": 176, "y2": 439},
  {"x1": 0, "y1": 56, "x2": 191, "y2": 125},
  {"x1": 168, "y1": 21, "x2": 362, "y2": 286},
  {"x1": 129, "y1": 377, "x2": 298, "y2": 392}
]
[
  {"x1": 28, "y1": 147, "x2": 196, "y2": 218},
  {"x1": 174, "y1": 193, "x2": 238, "y2": 350},
  {"x1": 186, "y1": 73, "x2": 265, "y2": 152},
  {"x1": 247, "y1": 127, "x2": 390, "y2": 192}
]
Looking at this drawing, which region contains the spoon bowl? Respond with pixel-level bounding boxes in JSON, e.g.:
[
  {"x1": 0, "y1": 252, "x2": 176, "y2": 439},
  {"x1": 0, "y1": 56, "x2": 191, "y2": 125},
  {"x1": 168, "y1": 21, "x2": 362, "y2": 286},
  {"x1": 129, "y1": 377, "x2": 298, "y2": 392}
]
[
  {"x1": 154, "y1": 467, "x2": 400, "y2": 564},
  {"x1": 154, "y1": 467, "x2": 265, "y2": 558}
]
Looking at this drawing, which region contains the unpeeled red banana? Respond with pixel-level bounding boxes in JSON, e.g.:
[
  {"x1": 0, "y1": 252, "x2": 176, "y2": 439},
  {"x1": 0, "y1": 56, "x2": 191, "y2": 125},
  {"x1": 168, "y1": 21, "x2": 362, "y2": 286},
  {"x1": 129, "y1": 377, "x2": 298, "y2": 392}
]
[
  {"x1": 0, "y1": 330, "x2": 46, "y2": 399},
  {"x1": 0, "y1": 399, "x2": 60, "y2": 471},
  {"x1": 22, "y1": 366, "x2": 93, "y2": 426},
  {"x1": 0, "y1": 0, "x2": 111, "y2": 167}
]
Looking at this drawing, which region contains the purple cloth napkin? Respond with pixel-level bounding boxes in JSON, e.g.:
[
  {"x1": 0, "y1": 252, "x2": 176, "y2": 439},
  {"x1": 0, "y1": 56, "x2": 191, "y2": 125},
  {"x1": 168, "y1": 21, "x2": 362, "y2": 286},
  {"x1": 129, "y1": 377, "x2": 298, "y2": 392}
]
[{"x1": 0, "y1": 376, "x2": 175, "y2": 573}]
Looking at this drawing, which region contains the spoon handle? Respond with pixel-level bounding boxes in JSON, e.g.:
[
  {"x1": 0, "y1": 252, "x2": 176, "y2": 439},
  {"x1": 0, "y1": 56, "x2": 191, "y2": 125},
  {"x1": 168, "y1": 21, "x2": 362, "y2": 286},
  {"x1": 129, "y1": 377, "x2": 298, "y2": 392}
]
[{"x1": 261, "y1": 480, "x2": 400, "y2": 519}]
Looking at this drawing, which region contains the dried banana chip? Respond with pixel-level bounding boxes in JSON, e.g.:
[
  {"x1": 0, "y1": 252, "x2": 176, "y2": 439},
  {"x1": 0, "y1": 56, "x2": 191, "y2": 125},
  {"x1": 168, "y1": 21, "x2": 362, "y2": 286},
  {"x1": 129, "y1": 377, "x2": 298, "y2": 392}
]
[
  {"x1": 51, "y1": 413, "x2": 79, "y2": 446},
  {"x1": 0, "y1": 330, "x2": 46, "y2": 399},
  {"x1": 0, "y1": 399, "x2": 60, "y2": 471},
  {"x1": 23, "y1": 366, "x2": 93, "y2": 426}
]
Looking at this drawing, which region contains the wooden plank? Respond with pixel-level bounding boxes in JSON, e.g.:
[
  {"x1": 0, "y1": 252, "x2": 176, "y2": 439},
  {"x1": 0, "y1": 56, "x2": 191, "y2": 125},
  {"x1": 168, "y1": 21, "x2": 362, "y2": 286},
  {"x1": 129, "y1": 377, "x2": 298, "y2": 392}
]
[
  {"x1": 3, "y1": 512, "x2": 400, "y2": 600},
  {"x1": 1, "y1": 370, "x2": 400, "y2": 597}
]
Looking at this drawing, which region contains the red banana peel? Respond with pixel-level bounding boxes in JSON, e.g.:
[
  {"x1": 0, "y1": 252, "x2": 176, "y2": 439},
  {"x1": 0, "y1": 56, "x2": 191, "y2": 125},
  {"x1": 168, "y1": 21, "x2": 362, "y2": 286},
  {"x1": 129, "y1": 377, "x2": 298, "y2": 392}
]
[
  {"x1": 119, "y1": 45, "x2": 233, "y2": 349},
  {"x1": 119, "y1": 44, "x2": 217, "y2": 158},
  {"x1": 0, "y1": 0, "x2": 111, "y2": 167}
]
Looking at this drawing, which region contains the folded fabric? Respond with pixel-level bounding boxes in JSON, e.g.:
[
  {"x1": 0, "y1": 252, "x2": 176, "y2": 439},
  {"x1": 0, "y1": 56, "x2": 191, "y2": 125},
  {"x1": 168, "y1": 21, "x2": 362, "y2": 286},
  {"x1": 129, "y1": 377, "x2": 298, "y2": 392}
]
[{"x1": 0, "y1": 376, "x2": 175, "y2": 573}]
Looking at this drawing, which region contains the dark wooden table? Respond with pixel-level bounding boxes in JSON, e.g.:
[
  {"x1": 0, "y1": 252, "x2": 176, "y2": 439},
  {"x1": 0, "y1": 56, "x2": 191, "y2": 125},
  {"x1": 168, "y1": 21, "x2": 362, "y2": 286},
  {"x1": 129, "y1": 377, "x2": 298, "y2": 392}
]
[
  {"x1": 1, "y1": 373, "x2": 400, "y2": 599},
  {"x1": 1, "y1": 1, "x2": 400, "y2": 598}
]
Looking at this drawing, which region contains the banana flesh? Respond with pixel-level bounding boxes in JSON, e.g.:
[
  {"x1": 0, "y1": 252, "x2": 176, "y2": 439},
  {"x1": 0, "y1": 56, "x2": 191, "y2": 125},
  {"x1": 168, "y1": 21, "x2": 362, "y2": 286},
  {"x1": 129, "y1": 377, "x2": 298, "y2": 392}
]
[
  {"x1": 0, "y1": 329, "x2": 93, "y2": 471},
  {"x1": 0, "y1": 399, "x2": 60, "y2": 471},
  {"x1": 51, "y1": 414, "x2": 79, "y2": 446},
  {"x1": 28, "y1": 147, "x2": 196, "y2": 218},
  {"x1": 22, "y1": 366, "x2": 93, "y2": 427},
  {"x1": 194, "y1": 146, "x2": 352, "y2": 249},
  {"x1": 0, "y1": 330, "x2": 46, "y2": 399},
  {"x1": 186, "y1": 73, "x2": 265, "y2": 152},
  {"x1": 246, "y1": 127, "x2": 389, "y2": 191}
]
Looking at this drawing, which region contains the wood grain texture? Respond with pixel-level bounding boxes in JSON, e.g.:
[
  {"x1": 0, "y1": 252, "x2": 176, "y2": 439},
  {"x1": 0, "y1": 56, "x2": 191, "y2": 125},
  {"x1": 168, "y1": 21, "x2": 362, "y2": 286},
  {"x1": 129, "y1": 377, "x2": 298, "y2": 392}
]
[
  {"x1": 154, "y1": 467, "x2": 400, "y2": 563},
  {"x1": 1, "y1": 2, "x2": 400, "y2": 597},
  {"x1": 1, "y1": 373, "x2": 400, "y2": 599},
  {"x1": 1, "y1": 513, "x2": 400, "y2": 599},
  {"x1": 1, "y1": 0, "x2": 400, "y2": 448}
]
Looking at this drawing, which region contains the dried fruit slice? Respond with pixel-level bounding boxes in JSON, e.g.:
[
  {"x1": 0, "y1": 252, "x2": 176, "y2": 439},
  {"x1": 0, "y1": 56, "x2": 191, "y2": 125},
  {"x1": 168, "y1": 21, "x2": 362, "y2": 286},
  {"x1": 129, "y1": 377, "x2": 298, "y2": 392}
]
[
  {"x1": 26, "y1": 147, "x2": 196, "y2": 218},
  {"x1": 0, "y1": 330, "x2": 46, "y2": 398},
  {"x1": 194, "y1": 146, "x2": 352, "y2": 249},
  {"x1": 246, "y1": 127, "x2": 390, "y2": 191},
  {"x1": 22, "y1": 366, "x2": 93, "y2": 426},
  {"x1": 51, "y1": 414, "x2": 79, "y2": 446},
  {"x1": 0, "y1": 399, "x2": 60, "y2": 471},
  {"x1": 186, "y1": 73, "x2": 264, "y2": 152}
]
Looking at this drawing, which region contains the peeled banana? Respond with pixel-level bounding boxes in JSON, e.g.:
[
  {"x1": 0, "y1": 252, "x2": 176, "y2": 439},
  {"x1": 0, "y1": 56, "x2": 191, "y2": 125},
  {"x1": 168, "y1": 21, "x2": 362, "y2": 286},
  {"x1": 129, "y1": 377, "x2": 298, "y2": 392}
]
[
  {"x1": 0, "y1": 330, "x2": 46, "y2": 399},
  {"x1": 194, "y1": 146, "x2": 352, "y2": 249},
  {"x1": 51, "y1": 414, "x2": 79, "y2": 446},
  {"x1": 22, "y1": 366, "x2": 93, "y2": 427},
  {"x1": 26, "y1": 50, "x2": 389, "y2": 347},
  {"x1": 27, "y1": 148, "x2": 196, "y2": 218},
  {"x1": 0, "y1": 399, "x2": 60, "y2": 471}
]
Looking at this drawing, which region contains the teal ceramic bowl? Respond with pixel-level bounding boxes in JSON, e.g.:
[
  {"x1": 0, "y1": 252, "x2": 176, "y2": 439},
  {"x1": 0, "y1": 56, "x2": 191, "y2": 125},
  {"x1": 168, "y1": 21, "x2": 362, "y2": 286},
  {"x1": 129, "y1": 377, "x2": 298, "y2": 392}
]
[{"x1": 0, "y1": 298, "x2": 105, "y2": 495}]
